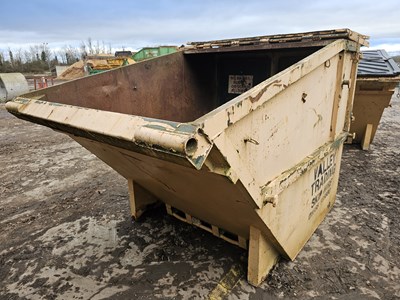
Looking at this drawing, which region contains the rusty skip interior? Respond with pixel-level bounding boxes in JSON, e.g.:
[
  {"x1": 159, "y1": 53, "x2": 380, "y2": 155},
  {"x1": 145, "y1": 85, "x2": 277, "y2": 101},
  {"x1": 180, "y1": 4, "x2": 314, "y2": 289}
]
[
  {"x1": 23, "y1": 46, "x2": 324, "y2": 122},
  {"x1": 20, "y1": 29, "x2": 369, "y2": 122}
]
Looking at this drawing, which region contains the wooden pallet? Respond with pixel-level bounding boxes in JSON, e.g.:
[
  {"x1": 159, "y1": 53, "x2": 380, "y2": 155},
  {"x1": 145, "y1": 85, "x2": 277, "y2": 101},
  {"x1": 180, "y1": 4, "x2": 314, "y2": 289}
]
[{"x1": 165, "y1": 204, "x2": 247, "y2": 249}]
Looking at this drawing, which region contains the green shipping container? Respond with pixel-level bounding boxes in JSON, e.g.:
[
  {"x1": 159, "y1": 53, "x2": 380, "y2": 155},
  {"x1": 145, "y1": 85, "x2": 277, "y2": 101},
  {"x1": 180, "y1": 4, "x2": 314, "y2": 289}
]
[{"x1": 133, "y1": 46, "x2": 178, "y2": 62}]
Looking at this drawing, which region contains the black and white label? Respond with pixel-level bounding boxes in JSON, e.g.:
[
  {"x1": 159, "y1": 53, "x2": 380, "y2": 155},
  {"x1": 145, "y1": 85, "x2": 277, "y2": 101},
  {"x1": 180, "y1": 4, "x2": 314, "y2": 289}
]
[{"x1": 228, "y1": 75, "x2": 253, "y2": 94}]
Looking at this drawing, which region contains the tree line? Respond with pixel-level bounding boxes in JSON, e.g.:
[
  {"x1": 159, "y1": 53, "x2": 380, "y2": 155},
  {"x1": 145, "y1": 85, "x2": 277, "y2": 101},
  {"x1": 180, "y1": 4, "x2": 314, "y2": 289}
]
[{"x1": 0, "y1": 39, "x2": 114, "y2": 74}]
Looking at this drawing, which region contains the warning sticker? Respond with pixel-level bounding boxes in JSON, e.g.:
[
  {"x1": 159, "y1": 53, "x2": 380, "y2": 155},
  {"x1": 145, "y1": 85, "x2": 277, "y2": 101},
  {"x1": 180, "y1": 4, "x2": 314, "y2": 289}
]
[{"x1": 228, "y1": 75, "x2": 253, "y2": 94}]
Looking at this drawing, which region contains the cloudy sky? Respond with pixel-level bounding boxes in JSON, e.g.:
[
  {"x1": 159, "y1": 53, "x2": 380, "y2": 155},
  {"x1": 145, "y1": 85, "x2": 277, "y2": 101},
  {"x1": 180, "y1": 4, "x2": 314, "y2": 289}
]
[{"x1": 1, "y1": 0, "x2": 399, "y2": 55}]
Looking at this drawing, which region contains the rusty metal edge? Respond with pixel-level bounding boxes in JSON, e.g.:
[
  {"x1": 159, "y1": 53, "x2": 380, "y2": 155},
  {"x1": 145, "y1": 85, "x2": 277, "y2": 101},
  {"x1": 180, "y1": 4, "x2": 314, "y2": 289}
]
[
  {"x1": 5, "y1": 98, "x2": 213, "y2": 170},
  {"x1": 185, "y1": 28, "x2": 369, "y2": 51},
  {"x1": 184, "y1": 40, "x2": 333, "y2": 55}
]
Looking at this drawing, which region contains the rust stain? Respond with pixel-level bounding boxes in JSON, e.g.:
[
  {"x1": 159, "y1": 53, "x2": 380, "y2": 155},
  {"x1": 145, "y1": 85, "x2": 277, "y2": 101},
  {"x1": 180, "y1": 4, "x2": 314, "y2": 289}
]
[
  {"x1": 236, "y1": 100, "x2": 243, "y2": 108},
  {"x1": 226, "y1": 107, "x2": 235, "y2": 126},
  {"x1": 249, "y1": 85, "x2": 268, "y2": 103},
  {"x1": 249, "y1": 79, "x2": 285, "y2": 103}
]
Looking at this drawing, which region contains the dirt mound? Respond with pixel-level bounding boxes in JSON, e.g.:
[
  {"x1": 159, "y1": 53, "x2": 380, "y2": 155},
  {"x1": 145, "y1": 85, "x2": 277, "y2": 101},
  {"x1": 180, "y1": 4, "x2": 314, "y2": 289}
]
[
  {"x1": 57, "y1": 57, "x2": 136, "y2": 80},
  {"x1": 57, "y1": 60, "x2": 85, "y2": 80}
]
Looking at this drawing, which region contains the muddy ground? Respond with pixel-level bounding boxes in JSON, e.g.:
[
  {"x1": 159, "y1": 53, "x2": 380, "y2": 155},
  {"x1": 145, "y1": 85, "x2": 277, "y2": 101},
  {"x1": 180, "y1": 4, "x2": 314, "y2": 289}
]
[{"x1": 0, "y1": 92, "x2": 399, "y2": 300}]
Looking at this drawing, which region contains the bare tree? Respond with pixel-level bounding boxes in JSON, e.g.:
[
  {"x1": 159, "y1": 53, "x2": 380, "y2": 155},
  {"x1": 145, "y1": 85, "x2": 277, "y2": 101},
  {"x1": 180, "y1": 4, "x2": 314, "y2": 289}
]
[
  {"x1": 62, "y1": 45, "x2": 80, "y2": 64},
  {"x1": 102, "y1": 40, "x2": 106, "y2": 54},
  {"x1": 29, "y1": 46, "x2": 36, "y2": 61},
  {"x1": 0, "y1": 41, "x2": 117, "y2": 72},
  {"x1": 8, "y1": 48, "x2": 14, "y2": 68},
  {"x1": 84, "y1": 39, "x2": 111, "y2": 55},
  {"x1": 52, "y1": 52, "x2": 59, "y2": 65},
  {"x1": 94, "y1": 40, "x2": 100, "y2": 54},
  {"x1": 15, "y1": 48, "x2": 23, "y2": 63},
  {"x1": 23, "y1": 49, "x2": 31, "y2": 63},
  {"x1": 87, "y1": 37, "x2": 93, "y2": 55},
  {"x1": 79, "y1": 41, "x2": 87, "y2": 59},
  {"x1": 42, "y1": 43, "x2": 52, "y2": 66},
  {"x1": 57, "y1": 49, "x2": 67, "y2": 64},
  {"x1": 29, "y1": 45, "x2": 40, "y2": 62}
]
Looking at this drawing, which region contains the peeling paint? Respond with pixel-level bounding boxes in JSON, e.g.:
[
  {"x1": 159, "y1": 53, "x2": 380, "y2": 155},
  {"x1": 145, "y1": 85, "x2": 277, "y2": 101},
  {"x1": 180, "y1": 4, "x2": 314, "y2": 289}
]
[
  {"x1": 142, "y1": 118, "x2": 197, "y2": 134},
  {"x1": 4, "y1": 30, "x2": 365, "y2": 287}
]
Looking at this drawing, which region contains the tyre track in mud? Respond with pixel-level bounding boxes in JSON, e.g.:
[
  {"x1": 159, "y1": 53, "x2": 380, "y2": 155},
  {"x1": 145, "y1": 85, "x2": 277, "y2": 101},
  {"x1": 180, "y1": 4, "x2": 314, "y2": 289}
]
[{"x1": 0, "y1": 91, "x2": 399, "y2": 299}]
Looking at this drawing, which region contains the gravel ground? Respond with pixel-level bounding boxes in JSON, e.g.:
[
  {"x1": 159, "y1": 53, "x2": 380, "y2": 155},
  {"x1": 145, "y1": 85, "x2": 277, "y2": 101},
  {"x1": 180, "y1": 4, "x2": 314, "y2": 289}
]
[{"x1": 0, "y1": 91, "x2": 399, "y2": 299}]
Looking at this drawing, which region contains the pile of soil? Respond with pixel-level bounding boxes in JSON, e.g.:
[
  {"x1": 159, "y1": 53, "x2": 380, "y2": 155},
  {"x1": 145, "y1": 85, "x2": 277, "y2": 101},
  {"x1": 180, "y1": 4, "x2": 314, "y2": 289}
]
[
  {"x1": 57, "y1": 60, "x2": 85, "y2": 80},
  {"x1": 57, "y1": 57, "x2": 135, "y2": 80}
]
